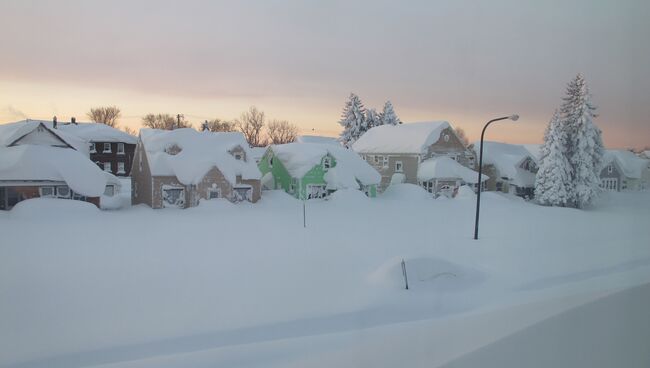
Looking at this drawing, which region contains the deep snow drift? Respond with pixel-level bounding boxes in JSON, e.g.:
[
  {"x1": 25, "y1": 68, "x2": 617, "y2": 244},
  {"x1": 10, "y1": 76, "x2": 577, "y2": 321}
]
[{"x1": 1, "y1": 188, "x2": 649, "y2": 368}]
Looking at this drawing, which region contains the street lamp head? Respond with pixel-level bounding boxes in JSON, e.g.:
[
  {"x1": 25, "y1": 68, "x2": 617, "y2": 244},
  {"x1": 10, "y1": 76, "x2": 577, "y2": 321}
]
[{"x1": 509, "y1": 114, "x2": 520, "y2": 122}]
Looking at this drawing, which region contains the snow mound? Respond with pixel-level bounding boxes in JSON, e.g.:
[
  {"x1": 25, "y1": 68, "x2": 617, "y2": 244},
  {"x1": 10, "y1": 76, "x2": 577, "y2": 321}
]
[
  {"x1": 328, "y1": 188, "x2": 370, "y2": 203},
  {"x1": 10, "y1": 198, "x2": 99, "y2": 219},
  {"x1": 369, "y1": 256, "x2": 484, "y2": 292},
  {"x1": 456, "y1": 185, "x2": 476, "y2": 199},
  {"x1": 381, "y1": 184, "x2": 431, "y2": 201}
]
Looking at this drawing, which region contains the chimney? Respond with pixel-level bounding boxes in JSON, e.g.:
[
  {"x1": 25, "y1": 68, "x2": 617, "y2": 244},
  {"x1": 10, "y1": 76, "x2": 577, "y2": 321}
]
[
  {"x1": 71, "y1": 117, "x2": 77, "y2": 125},
  {"x1": 53, "y1": 116, "x2": 57, "y2": 129},
  {"x1": 202, "y1": 120, "x2": 208, "y2": 131}
]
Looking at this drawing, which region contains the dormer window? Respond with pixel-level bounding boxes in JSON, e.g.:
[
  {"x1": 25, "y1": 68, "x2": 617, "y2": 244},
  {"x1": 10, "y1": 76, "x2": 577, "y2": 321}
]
[
  {"x1": 607, "y1": 164, "x2": 613, "y2": 174},
  {"x1": 117, "y1": 143, "x2": 125, "y2": 154},
  {"x1": 322, "y1": 156, "x2": 332, "y2": 170},
  {"x1": 103, "y1": 143, "x2": 112, "y2": 153},
  {"x1": 164, "y1": 144, "x2": 182, "y2": 155},
  {"x1": 443, "y1": 134, "x2": 450, "y2": 142},
  {"x1": 89, "y1": 143, "x2": 96, "y2": 153},
  {"x1": 234, "y1": 153, "x2": 242, "y2": 160}
]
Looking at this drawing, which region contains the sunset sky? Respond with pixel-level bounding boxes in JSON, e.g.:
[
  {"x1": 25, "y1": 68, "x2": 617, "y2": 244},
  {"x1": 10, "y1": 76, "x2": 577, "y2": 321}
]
[{"x1": 1, "y1": 0, "x2": 648, "y2": 148}]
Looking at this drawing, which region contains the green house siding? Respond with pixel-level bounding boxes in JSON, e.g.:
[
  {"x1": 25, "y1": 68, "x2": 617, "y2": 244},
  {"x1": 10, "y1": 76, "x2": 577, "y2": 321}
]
[{"x1": 259, "y1": 149, "x2": 376, "y2": 199}]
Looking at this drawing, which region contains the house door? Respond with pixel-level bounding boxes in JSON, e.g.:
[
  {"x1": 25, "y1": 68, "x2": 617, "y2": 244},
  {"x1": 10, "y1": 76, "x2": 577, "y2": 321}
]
[{"x1": 162, "y1": 186, "x2": 186, "y2": 208}]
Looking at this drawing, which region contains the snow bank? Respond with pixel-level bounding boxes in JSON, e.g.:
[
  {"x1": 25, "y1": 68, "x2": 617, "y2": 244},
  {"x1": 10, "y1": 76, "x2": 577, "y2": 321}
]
[
  {"x1": 140, "y1": 129, "x2": 261, "y2": 185},
  {"x1": 380, "y1": 183, "x2": 431, "y2": 201},
  {"x1": 352, "y1": 121, "x2": 450, "y2": 154},
  {"x1": 456, "y1": 185, "x2": 476, "y2": 199},
  {"x1": 369, "y1": 256, "x2": 485, "y2": 292},
  {"x1": 9, "y1": 198, "x2": 99, "y2": 219},
  {"x1": 0, "y1": 145, "x2": 107, "y2": 196},
  {"x1": 417, "y1": 156, "x2": 485, "y2": 183},
  {"x1": 328, "y1": 188, "x2": 370, "y2": 204}
]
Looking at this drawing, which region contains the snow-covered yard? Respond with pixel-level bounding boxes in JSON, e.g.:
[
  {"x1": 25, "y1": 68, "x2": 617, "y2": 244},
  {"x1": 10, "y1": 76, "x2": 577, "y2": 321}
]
[{"x1": 1, "y1": 187, "x2": 649, "y2": 367}]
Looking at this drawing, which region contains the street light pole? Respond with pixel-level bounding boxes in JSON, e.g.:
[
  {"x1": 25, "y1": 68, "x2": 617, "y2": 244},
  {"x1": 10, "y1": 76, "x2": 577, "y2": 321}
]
[{"x1": 474, "y1": 114, "x2": 519, "y2": 240}]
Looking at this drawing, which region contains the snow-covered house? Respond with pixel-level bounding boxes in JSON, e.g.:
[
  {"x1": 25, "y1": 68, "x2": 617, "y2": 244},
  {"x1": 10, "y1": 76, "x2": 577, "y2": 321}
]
[
  {"x1": 58, "y1": 121, "x2": 137, "y2": 177},
  {"x1": 473, "y1": 142, "x2": 539, "y2": 199},
  {"x1": 0, "y1": 121, "x2": 112, "y2": 210},
  {"x1": 600, "y1": 150, "x2": 650, "y2": 191},
  {"x1": 7, "y1": 119, "x2": 137, "y2": 177},
  {"x1": 131, "y1": 128, "x2": 262, "y2": 209},
  {"x1": 352, "y1": 121, "x2": 476, "y2": 195},
  {"x1": 417, "y1": 157, "x2": 488, "y2": 198},
  {"x1": 296, "y1": 135, "x2": 341, "y2": 146},
  {"x1": 258, "y1": 142, "x2": 381, "y2": 199}
]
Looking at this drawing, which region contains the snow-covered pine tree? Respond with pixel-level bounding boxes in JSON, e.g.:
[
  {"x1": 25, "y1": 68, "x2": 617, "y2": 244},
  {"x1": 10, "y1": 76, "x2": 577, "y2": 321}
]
[
  {"x1": 535, "y1": 111, "x2": 573, "y2": 206},
  {"x1": 380, "y1": 100, "x2": 400, "y2": 126},
  {"x1": 559, "y1": 74, "x2": 604, "y2": 208},
  {"x1": 365, "y1": 108, "x2": 381, "y2": 130},
  {"x1": 338, "y1": 93, "x2": 367, "y2": 147}
]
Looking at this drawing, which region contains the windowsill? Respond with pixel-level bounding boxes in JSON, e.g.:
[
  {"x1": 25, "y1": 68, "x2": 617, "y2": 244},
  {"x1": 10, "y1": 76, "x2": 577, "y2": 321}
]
[
  {"x1": 103, "y1": 151, "x2": 112, "y2": 154},
  {"x1": 117, "y1": 152, "x2": 125, "y2": 155},
  {"x1": 117, "y1": 171, "x2": 126, "y2": 174},
  {"x1": 89, "y1": 151, "x2": 97, "y2": 154}
]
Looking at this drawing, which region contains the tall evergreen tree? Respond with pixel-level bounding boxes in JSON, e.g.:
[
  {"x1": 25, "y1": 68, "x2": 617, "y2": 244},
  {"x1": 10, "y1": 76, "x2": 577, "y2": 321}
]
[
  {"x1": 338, "y1": 93, "x2": 367, "y2": 147},
  {"x1": 559, "y1": 74, "x2": 604, "y2": 208},
  {"x1": 535, "y1": 111, "x2": 572, "y2": 206},
  {"x1": 365, "y1": 108, "x2": 381, "y2": 130},
  {"x1": 380, "y1": 100, "x2": 400, "y2": 126}
]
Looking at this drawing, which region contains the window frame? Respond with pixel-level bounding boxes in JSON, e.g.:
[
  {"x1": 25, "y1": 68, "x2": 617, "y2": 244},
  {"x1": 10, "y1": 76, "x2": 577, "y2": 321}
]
[
  {"x1": 89, "y1": 142, "x2": 96, "y2": 153},
  {"x1": 103, "y1": 142, "x2": 112, "y2": 153},
  {"x1": 56, "y1": 186, "x2": 70, "y2": 198},
  {"x1": 39, "y1": 186, "x2": 55, "y2": 197},
  {"x1": 395, "y1": 160, "x2": 403, "y2": 173},
  {"x1": 322, "y1": 156, "x2": 332, "y2": 170},
  {"x1": 117, "y1": 162, "x2": 126, "y2": 174},
  {"x1": 103, "y1": 162, "x2": 112, "y2": 172},
  {"x1": 117, "y1": 143, "x2": 125, "y2": 155}
]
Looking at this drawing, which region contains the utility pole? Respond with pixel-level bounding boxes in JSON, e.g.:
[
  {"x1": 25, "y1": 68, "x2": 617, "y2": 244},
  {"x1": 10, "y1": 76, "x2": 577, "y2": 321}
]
[{"x1": 176, "y1": 114, "x2": 183, "y2": 130}]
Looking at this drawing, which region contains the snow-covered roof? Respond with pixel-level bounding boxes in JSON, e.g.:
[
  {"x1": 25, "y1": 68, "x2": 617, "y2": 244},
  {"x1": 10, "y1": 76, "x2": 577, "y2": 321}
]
[
  {"x1": 140, "y1": 128, "x2": 261, "y2": 185},
  {"x1": 270, "y1": 142, "x2": 381, "y2": 188},
  {"x1": 0, "y1": 120, "x2": 89, "y2": 153},
  {"x1": 296, "y1": 135, "x2": 341, "y2": 146},
  {"x1": 418, "y1": 156, "x2": 486, "y2": 183},
  {"x1": 0, "y1": 145, "x2": 107, "y2": 197},
  {"x1": 58, "y1": 122, "x2": 137, "y2": 144},
  {"x1": 522, "y1": 144, "x2": 543, "y2": 162},
  {"x1": 250, "y1": 146, "x2": 269, "y2": 162},
  {"x1": 474, "y1": 141, "x2": 537, "y2": 187},
  {"x1": 352, "y1": 121, "x2": 451, "y2": 155},
  {"x1": 603, "y1": 150, "x2": 648, "y2": 179}
]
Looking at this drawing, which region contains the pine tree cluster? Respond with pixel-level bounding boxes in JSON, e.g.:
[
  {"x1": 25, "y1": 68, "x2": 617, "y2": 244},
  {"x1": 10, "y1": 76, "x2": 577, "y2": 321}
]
[
  {"x1": 535, "y1": 74, "x2": 604, "y2": 208},
  {"x1": 338, "y1": 94, "x2": 401, "y2": 147}
]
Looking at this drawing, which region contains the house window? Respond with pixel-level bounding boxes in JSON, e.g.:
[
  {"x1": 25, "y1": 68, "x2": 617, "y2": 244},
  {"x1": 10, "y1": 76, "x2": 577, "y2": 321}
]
[
  {"x1": 89, "y1": 143, "x2": 96, "y2": 153},
  {"x1": 607, "y1": 165, "x2": 613, "y2": 174},
  {"x1": 322, "y1": 156, "x2": 332, "y2": 170},
  {"x1": 103, "y1": 143, "x2": 112, "y2": 153},
  {"x1": 208, "y1": 188, "x2": 220, "y2": 199},
  {"x1": 374, "y1": 155, "x2": 380, "y2": 164},
  {"x1": 117, "y1": 162, "x2": 126, "y2": 174},
  {"x1": 395, "y1": 161, "x2": 403, "y2": 173},
  {"x1": 383, "y1": 156, "x2": 388, "y2": 168},
  {"x1": 268, "y1": 156, "x2": 274, "y2": 168},
  {"x1": 56, "y1": 186, "x2": 70, "y2": 198},
  {"x1": 290, "y1": 178, "x2": 298, "y2": 193},
  {"x1": 117, "y1": 143, "x2": 125, "y2": 154},
  {"x1": 104, "y1": 185, "x2": 115, "y2": 196},
  {"x1": 40, "y1": 186, "x2": 55, "y2": 197},
  {"x1": 443, "y1": 134, "x2": 450, "y2": 142},
  {"x1": 103, "y1": 162, "x2": 112, "y2": 172}
]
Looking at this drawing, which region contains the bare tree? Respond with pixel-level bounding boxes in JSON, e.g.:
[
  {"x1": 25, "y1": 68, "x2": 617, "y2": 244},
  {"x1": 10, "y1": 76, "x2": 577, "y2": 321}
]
[
  {"x1": 122, "y1": 126, "x2": 138, "y2": 136},
  {"x1": 454, "y1": 127, "x2": 470, "y2": 147},
  {"x1": 87, "y1": 106, "x2": 121, "y2": 127},
  {"x1": 236, "y1": 106, "x2": 266, "y2": 147},
  {"x1": 201, "y1": 118, "x2": 236, "y2": 132},
  {"x1": 142, "y1": 114, "x2": 191, "y2": 130},
  {"x1": 267, "y1": 120, "x2": 298, "y2": 144}
]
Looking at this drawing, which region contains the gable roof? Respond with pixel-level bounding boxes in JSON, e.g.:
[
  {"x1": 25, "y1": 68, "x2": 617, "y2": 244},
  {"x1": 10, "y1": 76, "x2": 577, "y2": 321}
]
[
  {"x1": 352, "y1": 121, "x2": 451, "y2": 155},
  {"x1": 0, "y1": 120, "x2": 89, "y2": 153},
  {"x1": 474, "y1": 141, "x2": 537, "y2": 187},
  {"x1": 269, "y1": 142, "x2": 381, "y2": 188},
  {"x1": 0, "y1": 145, "x2": 107, "y2": 197},
  {"x1": 139, "y1": 128, "x2": 261, "y2": 185},
  {"x1": 603, "y1": 150, "x2": 648, "y2": 179},
  {"x1": 58, "y1": 122, "x2": 137, "y2": 144},
  {"x1": 417, "y1": 156, "x2": 486, "y2": 183}
]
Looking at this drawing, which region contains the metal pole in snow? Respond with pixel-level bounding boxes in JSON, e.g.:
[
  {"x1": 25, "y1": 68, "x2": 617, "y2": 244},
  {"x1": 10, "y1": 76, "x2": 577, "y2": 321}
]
[
  {"x1": 303, "y1": 200, "x2": 306, "y2": 228},
  {"x1": 401, "y1": 259, "x2": 409, "y2": 290}
]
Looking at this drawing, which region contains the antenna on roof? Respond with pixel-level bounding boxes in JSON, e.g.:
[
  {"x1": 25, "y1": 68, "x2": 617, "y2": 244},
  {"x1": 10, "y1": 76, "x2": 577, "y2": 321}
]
[{"x1": 53, "y1": 116, "x2": 57, "y2": 129}]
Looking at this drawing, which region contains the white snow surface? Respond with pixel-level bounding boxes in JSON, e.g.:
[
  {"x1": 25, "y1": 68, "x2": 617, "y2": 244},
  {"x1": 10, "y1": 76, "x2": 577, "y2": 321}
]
[
  {"x1": 474, "y1": 141, "x2": 537, "y2": 187},
  {"x1": 140, "y1": 128, "x2": 261, "y2": 185},
  {"x1": 58, "y1": 122, "x2": 137, "y2": 144},
  {"x1": 352, "y1": 121, "x2": 451, "y2": 154},
  {"x1": 604, "y1": 149, "x2": 648, "y2": 179},
  {"x1": 296, "y1": 135, "x2": 341, "y2": 146},
  {"x1": 271, "y1": 142, "x2": 380, "y2": 187},
  {"x1": 417, "y1": 156, "x2": 486, "y2": 183},
  {"x1": 0, "y1": 145, "x2": 107, "y2": 196},
  {"x1": 1, "y1": 191, "x2": 649, "y2": 368}
]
